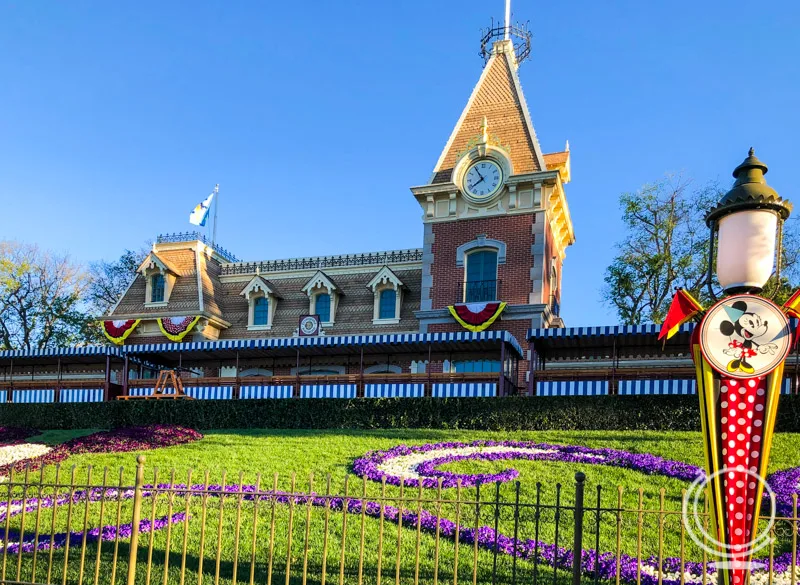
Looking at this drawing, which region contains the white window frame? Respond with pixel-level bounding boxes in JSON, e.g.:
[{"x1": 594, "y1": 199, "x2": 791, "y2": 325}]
[
  {"x1": 367, "y1": 266, "x2": 404, "y2": 325},
  {"x1": 302, "y1": 272, "x2": 340, "y2": 326},
  {"x1": 241, "y1": 276, "x2": 279, "y2": 331}
]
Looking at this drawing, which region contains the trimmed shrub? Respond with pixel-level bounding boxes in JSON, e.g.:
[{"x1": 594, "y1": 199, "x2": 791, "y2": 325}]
[{"x1": 2, "y1": 395, "x2": 799, "y2": 431}]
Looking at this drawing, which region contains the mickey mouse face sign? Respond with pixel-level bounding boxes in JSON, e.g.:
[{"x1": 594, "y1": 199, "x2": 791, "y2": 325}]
[{"x1": 699, "y1": 294, "x2": 791, "y2": 379}]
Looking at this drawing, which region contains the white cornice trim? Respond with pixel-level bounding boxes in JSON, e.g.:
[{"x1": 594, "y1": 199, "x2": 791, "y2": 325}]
[
  {"x1": 219, "y1": 261, "x2": 422, "y2": 283},
  {"x1": 240, "y1": 275, "x2": 279, "y2": 298},
  {"x1": 137, "y1": 252, "x2": 177, "y2": 276},
  {"x1": 367, "y1": 266, "x2": 404, "y2": 292},
  {"x1": 301, "y1": 271, "x2": 340, "y2": 295},
  {"x1": 429, "y1": 53, "x2": 498, "y2": 183}
]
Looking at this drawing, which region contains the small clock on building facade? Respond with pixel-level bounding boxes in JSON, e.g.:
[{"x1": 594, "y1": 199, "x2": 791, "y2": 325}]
[{"x1": 464, "y1": 159, "x2": 503, "y2": 199}]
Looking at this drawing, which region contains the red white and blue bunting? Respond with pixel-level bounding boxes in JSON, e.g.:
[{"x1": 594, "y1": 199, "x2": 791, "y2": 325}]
[
  {"x1": 448, "y1": 302, "x2": 506, "y2": 332},
  {"x1": 101, "y1": 320, "x2": 141, "y2": 345},
  {"x1": 157, "y1": 316, "x2": 202, "y2": 342}
]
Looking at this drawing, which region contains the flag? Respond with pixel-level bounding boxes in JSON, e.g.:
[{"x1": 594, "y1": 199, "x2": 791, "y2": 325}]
[
  {"x1": 783, "y1": 289, "x2": 800, "y2": 319},
  {"x1": 658, "y1": 289, "x2": 704, "y2": 341},
  {"x1": 189, "y1": 192, "x2": 214, "y2": 226}
]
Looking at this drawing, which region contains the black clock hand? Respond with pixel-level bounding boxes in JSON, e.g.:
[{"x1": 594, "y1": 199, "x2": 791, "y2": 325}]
[{"x1": 474, "y1": 168, "x2": 485, "y2": 180}]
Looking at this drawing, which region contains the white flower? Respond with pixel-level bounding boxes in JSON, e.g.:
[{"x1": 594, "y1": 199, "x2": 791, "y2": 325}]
[{"x1": 0, "y1": 443, "x2": 51, "y2": 482}]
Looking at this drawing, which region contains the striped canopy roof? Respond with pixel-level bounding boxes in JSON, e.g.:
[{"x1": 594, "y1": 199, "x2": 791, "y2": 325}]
[
  {"x1": 123, "y1": 331, "x2": 524, "y2": 363},
  {"x1": 0, "y1": 331, "x2": 524, "y2": 367},
  {"x1": 527, "y1": 323, "x2": 695, "y2": 357},
  {"x1": 0, "y1": 345, "x2": 123, "y2": 366}
]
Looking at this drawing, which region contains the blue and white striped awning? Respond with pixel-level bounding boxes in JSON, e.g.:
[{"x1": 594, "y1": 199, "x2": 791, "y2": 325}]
[
  {"x1": 0, "y1": 345, "x2": 123, "y2": 366},
  {"x1": 123, "y1": 331, "x2": 524, "y2": 361},
  {"x1": 528, "y1": 323, "x2": 694, "y2": 340},
  {"x1": 527, "y1": 323, "x2": 695, "y2": 356}
]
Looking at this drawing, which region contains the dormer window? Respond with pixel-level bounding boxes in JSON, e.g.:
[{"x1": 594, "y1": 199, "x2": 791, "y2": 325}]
[
  {"x1": 302, "y1": 271, "x2": 341, "y2": 326},
  {"x1": 150, "y1": 274, "x2": 165, "y2": 303},
  {"x1": 368, "y1": 266, "x2": 404, "y2": 325},
  {"x1": 241, "y1": 276, "x2": 280, "y2": 331},
  {"x1": 139, "y1": 252, "x2": 178, "y2": 307}
]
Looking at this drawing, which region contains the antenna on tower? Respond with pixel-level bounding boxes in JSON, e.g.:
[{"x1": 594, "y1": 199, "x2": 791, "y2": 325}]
[{"x1": 504, "y1": 0, "x2": 511, "y2": 40}]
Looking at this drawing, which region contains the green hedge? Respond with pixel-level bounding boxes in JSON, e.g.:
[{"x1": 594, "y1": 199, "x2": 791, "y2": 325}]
[{"x1": 3, "y1": 395, "x2": 800, "y2": 431}]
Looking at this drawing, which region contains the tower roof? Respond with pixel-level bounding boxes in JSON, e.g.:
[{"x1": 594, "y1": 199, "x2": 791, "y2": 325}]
[{"x1": 430, "y1": 40, "x2": 546, "y2": 184}]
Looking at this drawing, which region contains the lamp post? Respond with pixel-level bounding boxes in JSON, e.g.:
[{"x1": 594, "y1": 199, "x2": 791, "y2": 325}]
[
  {"x1": 660, "y1": 149, "x2": 795, "y2": 585},
  {"x1": 706, "y1": 148, "x2": 792, "y2": 296}
]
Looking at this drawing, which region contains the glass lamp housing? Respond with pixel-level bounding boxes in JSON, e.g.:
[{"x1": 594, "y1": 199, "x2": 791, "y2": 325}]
[{"x1": 716, "y1": 209, "x2": 777, "y2": 292}]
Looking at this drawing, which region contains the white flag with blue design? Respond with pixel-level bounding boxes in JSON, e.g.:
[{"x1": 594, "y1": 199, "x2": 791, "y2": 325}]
[{"x1": 189, "y1": 192, "x2": 214, "y2": 226}]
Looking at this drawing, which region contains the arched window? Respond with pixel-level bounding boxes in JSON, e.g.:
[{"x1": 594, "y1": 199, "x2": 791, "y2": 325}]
[
  {"x1": 315, "y1": 293, "x2": 331, "y2": 323},
  {"x1": 253, "y1": 296, "x2": 269, "y2": 326},
  {"x1": 150, "y1": 274, "x2": 165, "y2": 303},
  {"x1": 379, "y1": 289, "x2": 397, "y2": 320},
  {"x1": 465, "y1": 250, "x2": 498, "y2": 302}
]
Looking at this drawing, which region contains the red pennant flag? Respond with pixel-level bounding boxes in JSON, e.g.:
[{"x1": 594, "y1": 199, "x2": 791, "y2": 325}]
[
  {"x1": 783, "y1": 289, "x2": 800, "y2": 319},
  {"x1": 658, "y1": 289, "x2": 704, "y2": 341}
]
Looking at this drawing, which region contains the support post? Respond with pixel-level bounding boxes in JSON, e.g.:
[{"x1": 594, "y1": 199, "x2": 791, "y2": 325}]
[
  {"x1": 123, "y1": 355, "x2": 129, "y2": 398},
  {"x1": 127, "y1": 455, "x2": 146, "y2": 585},
  {"x1": 498, "y1": 342, "x2": 506, "y2": 396},
  {"x1": 294, "y1": 349, "x2": 300, "y2": 398},
  {"x1": 57, "y1": 358, "x2": 62, "y2": 399},
  {"x1": 7, "y1": 360, "x2": 12, "y2": 403},
  {"x1": 234, "y1": 350, "x2": 240, "y2": 400},
  {"x1": 572, "y1": 472, "x2": 586, "y2": 585},
  {"x1": 103, "y1": 353, "x2": 111, "y2": 402},
  {"x1": 527, "y1": 343, "x2": 535, "y2": 396},
  {"x1": 426, "y1": 344, "x2": 432, "y2": 397},
  {"x1": 359, "y1": 347, "x2": 364, "y2": 398}
]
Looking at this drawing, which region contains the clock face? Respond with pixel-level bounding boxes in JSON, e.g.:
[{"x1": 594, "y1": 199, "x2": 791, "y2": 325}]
[{"x1": 464, "y1": 160, "x2": 503, "y2": 199}]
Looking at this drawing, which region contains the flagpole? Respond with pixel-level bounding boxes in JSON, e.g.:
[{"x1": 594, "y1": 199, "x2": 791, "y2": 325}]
[{"x1": 212, "y1": 184, "x2": 219, "y2": 246}]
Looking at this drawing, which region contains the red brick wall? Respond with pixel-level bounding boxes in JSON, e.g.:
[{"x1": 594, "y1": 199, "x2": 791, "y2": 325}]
[{"x1": 430, "y1": 215, "x2": 534, "y2": 309}]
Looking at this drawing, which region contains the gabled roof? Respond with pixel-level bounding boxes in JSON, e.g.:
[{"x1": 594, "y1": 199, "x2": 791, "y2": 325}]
[
  {"x1": 301, "y1": 271, "x2": 342, "y2": 295},
  {"x1": 240, "y1": 275, "x2": 282, "y2": 299},
  {"x1": 137, "y1": 251, "x2": 179, "y2": 276},
  {"x1": 367, "y1": 266, "x2": 404, "y2": 291},
  {"x1": 430, "y1": 41, "x2": 546, "y2": 184},
  {"x1": 543, "y1": 147, "x2": 571, "y2": 184}
]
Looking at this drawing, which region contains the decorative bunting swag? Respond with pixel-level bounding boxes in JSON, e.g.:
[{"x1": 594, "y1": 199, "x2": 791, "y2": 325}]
[
  {"x1": 101, "y1": 319, "x2": 141, "y2": 345},
  {"x1": 158, "y1": 316, "x2": 202, "y2": 342},
  {"x1": 448, "y1": 302, "x2": 507, "y2": 332}
]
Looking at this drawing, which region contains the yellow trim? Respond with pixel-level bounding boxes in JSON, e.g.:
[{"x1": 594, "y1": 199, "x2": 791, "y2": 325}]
[
  {"x1": 753, "y1": 364, "x2": 784, "y2": 532},
  {"x1": 157, "y1": 316, "x2": 202, "y2": 342},
  {"x1": 448, "y1": 302, "x2": 507, "y2": 333},
  {"x1": 102, "y1": 319, "x2": 141, "y2": 346},
  {"x1": 694, "y1": 345, "x2": 728, "y2": 579}
]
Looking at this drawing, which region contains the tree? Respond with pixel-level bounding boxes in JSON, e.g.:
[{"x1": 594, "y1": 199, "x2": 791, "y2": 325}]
[
  {"x1": 0, "y1": 241, "x2": 94, "y2": 351},
  {"x1": 603, "y1": 177, "x2": 800, "y2": 324},
  {"x1": 86, "y1": 248, "x2": 147, "y2": 318}
]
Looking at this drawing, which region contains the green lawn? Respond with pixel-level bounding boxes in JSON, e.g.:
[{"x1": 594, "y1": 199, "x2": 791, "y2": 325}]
[{"x1": 4, "y1": 429, "x2": 800, "y2": 585}]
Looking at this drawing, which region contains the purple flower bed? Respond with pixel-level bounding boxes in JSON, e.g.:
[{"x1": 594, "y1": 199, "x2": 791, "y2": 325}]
[
  {"x1": 352, "y1": 440, "x2": 705, "y2": 489},
  {"x1": 2, "y1": 425, "x2": 202, "y2": 476},
  {"x1": 0, "y1": 427, "x2": 39, "y2": 445}
]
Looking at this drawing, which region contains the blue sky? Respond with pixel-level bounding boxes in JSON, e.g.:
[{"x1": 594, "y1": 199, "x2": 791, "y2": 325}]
[{"x1": 2, "y1": 0, "x2": 799, "y2": 326}]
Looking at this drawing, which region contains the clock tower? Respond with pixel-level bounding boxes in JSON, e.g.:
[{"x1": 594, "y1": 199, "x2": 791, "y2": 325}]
[{"x1": 412, "y1": 22, "x2": 575, "y2": 342}]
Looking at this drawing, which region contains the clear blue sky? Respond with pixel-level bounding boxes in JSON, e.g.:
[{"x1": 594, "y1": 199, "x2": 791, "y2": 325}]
[{"x1": 2, "y1": 0, "x2": 799, "y2": 326}]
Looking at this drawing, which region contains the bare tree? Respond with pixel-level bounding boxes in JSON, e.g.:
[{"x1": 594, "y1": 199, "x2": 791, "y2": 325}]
[
  {"x1": 0, "y1": 241, "x2": 94, "y2": 351},
  {"x1": 603, "y1": 176, "x2": 800, "y2": 324},
  {"x1": 86, "y1": 248, "x2": 148, "y2": 318}
]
